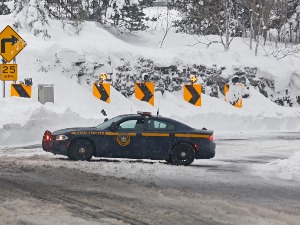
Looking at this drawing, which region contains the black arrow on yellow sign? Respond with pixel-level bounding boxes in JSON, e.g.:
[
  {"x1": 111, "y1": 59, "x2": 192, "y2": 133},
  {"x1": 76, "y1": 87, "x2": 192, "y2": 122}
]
[
  {"x1": 93, "y1": 83, "x2": 110, "y2": 103},
  {"x1": 137, "y1": 83, "x2": 153, "y2": 102},
  {"x1": 135, "y1": 82, "x2": 154, "y2": 106},
  {"x1": 184, "y1": 84, "x2": 202, "y2": 106},
  {"x1": 1, "y1": 35, "x2": 18, "y2": 53}
]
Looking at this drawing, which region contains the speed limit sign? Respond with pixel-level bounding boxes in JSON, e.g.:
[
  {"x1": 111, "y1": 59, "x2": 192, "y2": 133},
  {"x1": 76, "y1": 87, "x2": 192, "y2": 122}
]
[{"x1": 0, "y1": 64, "x2": 17, "y2": 81}]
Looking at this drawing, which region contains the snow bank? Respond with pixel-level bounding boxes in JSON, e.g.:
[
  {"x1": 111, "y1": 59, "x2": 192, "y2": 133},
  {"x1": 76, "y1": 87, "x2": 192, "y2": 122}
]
[
  {"x1": 127, "y1": 86, "x2": 300, "y2": 131},
  {"x1": 0, "y1": 97, "x2": 100, "y2": 147},
  {"x1": 1, "y1": 86, "x2": 299, "y2": 147},
  {"x1": 259, "y1": 151, "x2": 300, "y2": 183}
]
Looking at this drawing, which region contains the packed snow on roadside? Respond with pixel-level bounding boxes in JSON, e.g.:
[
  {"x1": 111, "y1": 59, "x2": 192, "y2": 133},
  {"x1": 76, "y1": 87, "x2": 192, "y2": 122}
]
[
  {"x1": 272, "y1": 151, "x2": 300, "y2": 182},
  {"x1": 255, "y1": 151, "x2": 300, "y2": 183}
]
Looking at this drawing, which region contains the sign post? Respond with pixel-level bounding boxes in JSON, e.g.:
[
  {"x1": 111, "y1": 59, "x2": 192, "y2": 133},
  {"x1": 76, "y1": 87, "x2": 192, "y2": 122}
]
[
  {"x1": 0, "y1": 25, "x2": 27, "y2": 98},
  {"x1": 2, "y1": 77, "x2": 4, "y2": 98},
  {"x1": 2, "y1": 58, "x2": 6, "y2": 98}
]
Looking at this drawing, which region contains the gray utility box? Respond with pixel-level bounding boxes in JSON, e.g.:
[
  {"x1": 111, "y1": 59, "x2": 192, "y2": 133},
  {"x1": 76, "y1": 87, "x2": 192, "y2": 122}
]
[{"x1": 38, "y1": 84, "x2": 54, "y2": 104}]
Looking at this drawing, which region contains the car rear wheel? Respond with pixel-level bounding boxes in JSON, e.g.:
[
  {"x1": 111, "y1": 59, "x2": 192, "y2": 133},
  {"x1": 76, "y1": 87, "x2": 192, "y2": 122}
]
[
  {"x1": 68, "y1": 139, "x2": 94, "y2": 161},
  {"x1": 172, "y1": 143, "x2": 195, "y2": 166}
]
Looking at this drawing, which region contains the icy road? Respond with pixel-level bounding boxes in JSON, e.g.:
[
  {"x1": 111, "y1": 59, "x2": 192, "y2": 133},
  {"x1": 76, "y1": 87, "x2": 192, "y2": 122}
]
[{"x1": 0, "y1": 133, "x2": 299, "y2": 225}]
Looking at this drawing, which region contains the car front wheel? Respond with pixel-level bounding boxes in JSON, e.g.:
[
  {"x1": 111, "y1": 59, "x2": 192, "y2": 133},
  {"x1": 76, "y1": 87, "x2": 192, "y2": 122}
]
[
  {"x1": 68, "y1": 139, "x2": 94, "y2": 161},
  {"x1": 172, "y1": 143, "x2": 195, "y2": 166},
  {"x1": 165, "y1": 154, "x2": 175, "y2": 164}
]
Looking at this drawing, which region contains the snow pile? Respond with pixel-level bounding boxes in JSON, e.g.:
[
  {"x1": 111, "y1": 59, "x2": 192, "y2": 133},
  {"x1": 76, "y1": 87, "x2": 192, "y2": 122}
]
[
  {"x1": 0, "y1": 97, "x2": 100, "y2": 147},
  {"x1": 263, "y1": 151, "x2": 300, "y2": 183}
]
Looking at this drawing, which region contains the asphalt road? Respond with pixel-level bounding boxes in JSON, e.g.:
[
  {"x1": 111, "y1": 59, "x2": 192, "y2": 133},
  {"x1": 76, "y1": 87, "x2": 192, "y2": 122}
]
[{"x1": 0, "y1": 133, "x2": 299, "y2": 225}]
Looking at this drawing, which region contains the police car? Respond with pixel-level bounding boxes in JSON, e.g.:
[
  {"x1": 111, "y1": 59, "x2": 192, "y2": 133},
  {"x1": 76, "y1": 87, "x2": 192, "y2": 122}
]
[{"x1": 42, "y1": 112, "x2": 216, "y2": 166}]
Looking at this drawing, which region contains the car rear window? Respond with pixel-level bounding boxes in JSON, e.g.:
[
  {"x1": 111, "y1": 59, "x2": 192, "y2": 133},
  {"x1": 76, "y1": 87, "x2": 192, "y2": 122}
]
[{"x1": 146, "y1": 119, "x2": 175, "y2": 131}]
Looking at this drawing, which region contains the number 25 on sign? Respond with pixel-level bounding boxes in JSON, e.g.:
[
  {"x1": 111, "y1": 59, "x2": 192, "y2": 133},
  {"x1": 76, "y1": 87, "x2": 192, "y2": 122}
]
[{"x1": 0, "y1": 64, "x2": 17, "y2": 81}]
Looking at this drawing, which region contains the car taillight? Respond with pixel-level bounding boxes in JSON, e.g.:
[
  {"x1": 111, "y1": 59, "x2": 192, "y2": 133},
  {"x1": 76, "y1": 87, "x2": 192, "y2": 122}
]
[
  {"x1": 208, "y1": 135, "x2": 213, "y2": 141},
  {"x1": 194, "y1": 144, "x2": 199, "y2": 151},
  {"x1": 43, "y1": 130, "x2": 52, "y2": 141}
]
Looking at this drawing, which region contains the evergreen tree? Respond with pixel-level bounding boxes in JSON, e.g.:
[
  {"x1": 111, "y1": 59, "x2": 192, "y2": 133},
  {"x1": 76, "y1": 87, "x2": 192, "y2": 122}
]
[
  {"x1": 0, "y1": 0, "x2": 10, "y2": 15},
  {"x1": 27, "y1": 0, "x2": 51, "y2": 38},
  {"x1": 171, "y1": 0, "x2": 242, "y2": 51},
  {"x1": 122, "y1": 2, "x2": 149, "y2": 32},
  {"x1": 13, "y1": 0, "x2": 28, "y2": 31},
  {"x1": 106, "y1": 0, "x2": 154, "y2": 32},
  {"x1": 88, "y1": 0, "x2": 110, "y2": 23},
  {"x1": 13, "y1": 0, "x2": 51, "y2": 39}
]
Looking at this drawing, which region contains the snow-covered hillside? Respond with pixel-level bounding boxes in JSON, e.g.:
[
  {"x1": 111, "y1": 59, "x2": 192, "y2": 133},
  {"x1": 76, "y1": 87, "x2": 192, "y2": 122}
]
[{"x1": 0, "y1": 10, "x2": 300, "y2": 147}]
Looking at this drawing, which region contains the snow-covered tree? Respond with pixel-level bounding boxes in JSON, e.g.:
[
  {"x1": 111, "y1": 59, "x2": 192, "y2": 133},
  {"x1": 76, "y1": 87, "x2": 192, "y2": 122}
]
[
  {"x1": 105, "y1": 0, "x2": 153, "y2": 32},
  {"x1": 13, "y1": 0, "x2": 51, "y2": 39},
  {"x1": 27, "y1": 0, "x2": 51, "y2": 38},
  {"x1": 171, "y1": 0, "x2": 241, "y2": 51},
  {"x1": 0, "y1": 0, "x2": 11, "y2": 15},
  {"x1": 122, "y1": 2, "x2": 149, "y2": 32}
]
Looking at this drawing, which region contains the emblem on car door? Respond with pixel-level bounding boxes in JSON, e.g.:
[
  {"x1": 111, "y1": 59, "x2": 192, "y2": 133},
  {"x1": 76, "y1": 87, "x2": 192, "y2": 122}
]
[{"x1": 117, "y1": 133, "x2": 131, "y2": 146}]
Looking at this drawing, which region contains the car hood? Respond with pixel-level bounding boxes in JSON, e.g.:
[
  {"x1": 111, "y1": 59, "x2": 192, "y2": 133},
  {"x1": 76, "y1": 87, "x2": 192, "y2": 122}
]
[{"x1": 52, "y1": 127, "x2": 96, "y2": 135}]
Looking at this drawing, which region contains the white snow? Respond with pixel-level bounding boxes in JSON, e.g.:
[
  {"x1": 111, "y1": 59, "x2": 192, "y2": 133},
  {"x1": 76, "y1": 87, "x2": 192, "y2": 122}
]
[
  {"x1": 1, "y1": 8, "x2": 300, "y2": 183},
  {"x1": 256, "y1": 151, "x2": 300, "y2": 183}
]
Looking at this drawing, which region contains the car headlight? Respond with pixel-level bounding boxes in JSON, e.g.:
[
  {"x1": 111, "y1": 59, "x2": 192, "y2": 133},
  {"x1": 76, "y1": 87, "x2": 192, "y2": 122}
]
[{"x1": 55, "y1": 135, "x2": 69, "y2": 141}]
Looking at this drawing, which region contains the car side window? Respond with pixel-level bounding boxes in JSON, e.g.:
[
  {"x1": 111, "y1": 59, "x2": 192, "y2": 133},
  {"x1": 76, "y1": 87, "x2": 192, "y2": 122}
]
[
  {"x1": 146, "y1": 119, "x2": 175, "y2": 131},
  {"x1": 119, "y1": 120, "x2": 138, "y2": 129},
  {"x1": 119, "y1": 119, "x2": 145, "y2": 130}
]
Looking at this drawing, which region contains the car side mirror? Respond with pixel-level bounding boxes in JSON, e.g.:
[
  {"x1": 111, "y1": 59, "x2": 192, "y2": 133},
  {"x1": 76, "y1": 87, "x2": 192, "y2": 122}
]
[{"x1": 110, "y1": 122, "x2": 119, "y2": 132}]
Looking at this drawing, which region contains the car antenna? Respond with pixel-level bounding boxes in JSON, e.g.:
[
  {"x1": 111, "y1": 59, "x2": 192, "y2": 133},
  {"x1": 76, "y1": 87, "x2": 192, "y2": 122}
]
[{"x1": 157, "y1": 96, "x2": 161, "y2": 116}]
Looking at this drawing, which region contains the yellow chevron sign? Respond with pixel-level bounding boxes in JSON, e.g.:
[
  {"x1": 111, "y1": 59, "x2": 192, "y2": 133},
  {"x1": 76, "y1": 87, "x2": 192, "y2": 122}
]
[
  {"x1": 224, "y1": 84, "x2": 243, "y2": 108},
  {"x1": 184, "y1": 84, "x2": 202, "y2": 106},
  {"x1": 11, "y1": 84, "x2": 31, "y2": 98},
  {"x1": 135, "y1": 82, "x2": 154, "y2": 106},
  {"x1": 93, "y1": 82, "x2": 110, "y2": 103}
]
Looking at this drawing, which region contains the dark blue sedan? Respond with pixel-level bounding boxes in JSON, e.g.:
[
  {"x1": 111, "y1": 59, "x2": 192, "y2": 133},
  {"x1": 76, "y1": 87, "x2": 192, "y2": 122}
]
[{"x1": 42, "y1": 112, "x2": 216, "y2": 166}]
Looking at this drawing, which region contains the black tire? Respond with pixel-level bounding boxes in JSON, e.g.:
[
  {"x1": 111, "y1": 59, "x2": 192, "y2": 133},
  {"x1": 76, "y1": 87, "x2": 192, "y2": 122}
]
[
  {"x1": 165, "y1": 154, "x2": 175, "y2": 164},
  {"x1": 67, "y1": 150, "x2": 77, "y2": 160},
  {"x1": 172, "y1": 143, "x2": 195, "y2": 166},
  {"x1": 68, "y1": 139, "x2": 94, "y2": 161}
]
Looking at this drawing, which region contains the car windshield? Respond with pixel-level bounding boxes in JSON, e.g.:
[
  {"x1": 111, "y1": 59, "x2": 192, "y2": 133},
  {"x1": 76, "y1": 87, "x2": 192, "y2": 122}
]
[{"x1": 95, "y1": 115, "x2": 125, "y2": 130}]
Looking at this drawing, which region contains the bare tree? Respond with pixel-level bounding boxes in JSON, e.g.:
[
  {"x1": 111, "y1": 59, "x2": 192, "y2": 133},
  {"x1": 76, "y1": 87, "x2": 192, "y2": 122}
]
[{"x1": 159, "y1": 0, "x2": 172, "y2": 48}]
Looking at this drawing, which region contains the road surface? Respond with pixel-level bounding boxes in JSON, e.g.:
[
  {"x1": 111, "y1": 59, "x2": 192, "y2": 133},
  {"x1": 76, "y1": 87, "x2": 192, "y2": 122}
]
[{"x1": 0, "y1": 132, "x2": 299, "y2": 225}]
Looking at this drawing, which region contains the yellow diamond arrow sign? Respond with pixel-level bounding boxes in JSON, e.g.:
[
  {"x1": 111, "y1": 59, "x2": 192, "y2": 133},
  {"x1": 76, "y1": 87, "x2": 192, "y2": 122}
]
[
  {"x1": 190, "y1": 75, "x2": 197, "y2": 83},
  {"x1": 0, "y1": 25, "x2": 27, "y2": 62},
  {"x1": 100, "y1": 73, "x2": 107, "y2": 81}
]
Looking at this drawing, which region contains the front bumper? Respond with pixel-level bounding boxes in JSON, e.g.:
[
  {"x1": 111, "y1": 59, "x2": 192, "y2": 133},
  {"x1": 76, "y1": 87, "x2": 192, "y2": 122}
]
[{"x1": 42, "y1": 139, "x2": 69, "y2": 156}]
